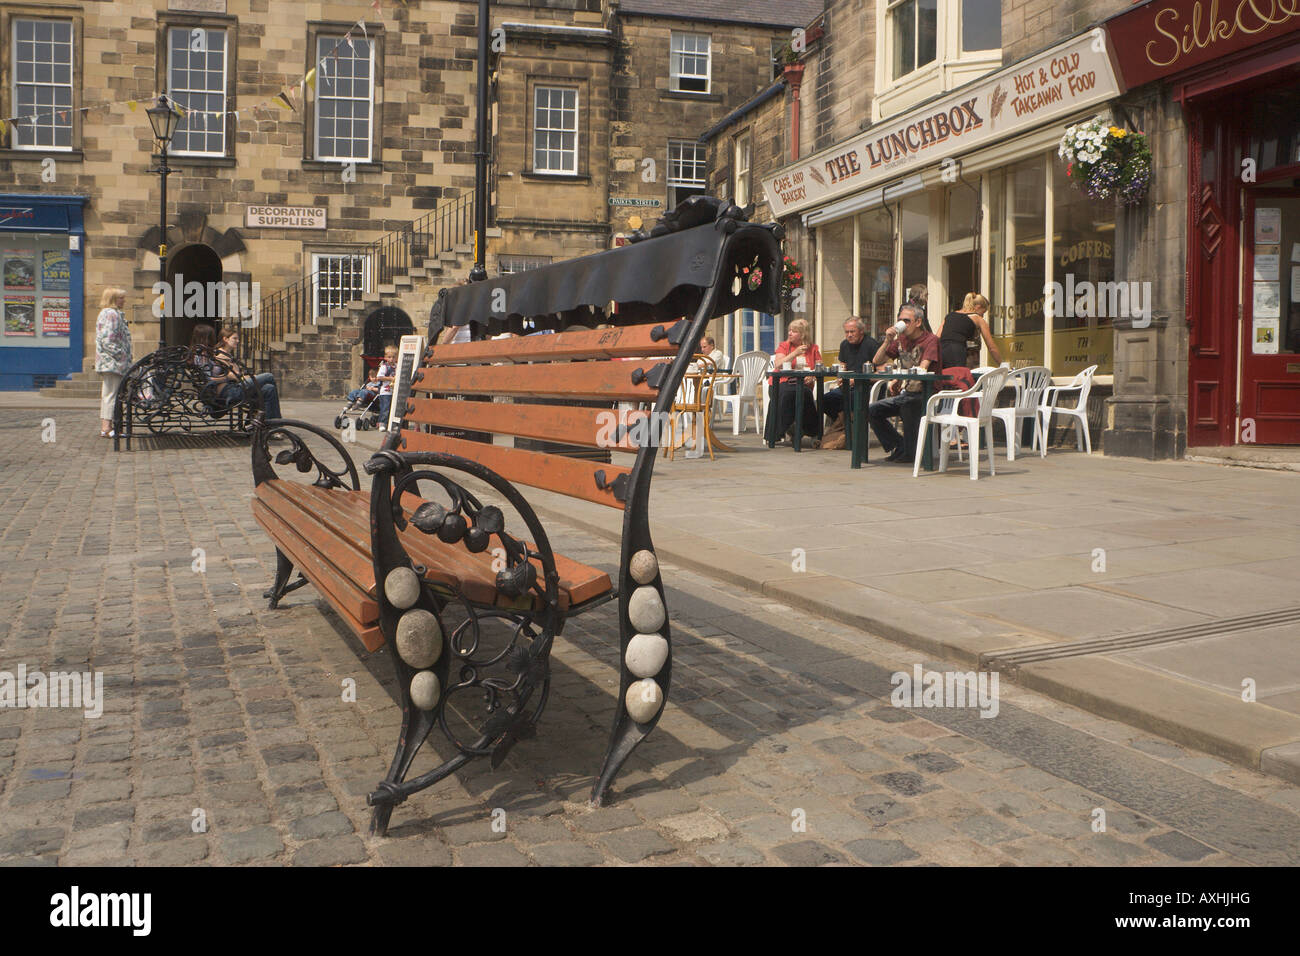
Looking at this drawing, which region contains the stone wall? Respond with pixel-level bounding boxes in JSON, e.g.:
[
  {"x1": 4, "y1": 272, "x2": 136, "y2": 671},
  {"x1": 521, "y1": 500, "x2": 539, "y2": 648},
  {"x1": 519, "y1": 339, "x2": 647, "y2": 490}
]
[{"x1": 1001, "y1": 0, "x2": 1129, "y2": 63}]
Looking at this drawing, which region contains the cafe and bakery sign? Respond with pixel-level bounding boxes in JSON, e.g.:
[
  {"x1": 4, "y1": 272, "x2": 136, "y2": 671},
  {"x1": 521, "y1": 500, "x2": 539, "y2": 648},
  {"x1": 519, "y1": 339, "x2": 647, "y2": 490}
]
[
  {"x1": 761, "y1": 30, "x2": 1122, "y2": 219},
  {"x1": 1105, "y1": 0, "x2": 1300, "y2": 88}
]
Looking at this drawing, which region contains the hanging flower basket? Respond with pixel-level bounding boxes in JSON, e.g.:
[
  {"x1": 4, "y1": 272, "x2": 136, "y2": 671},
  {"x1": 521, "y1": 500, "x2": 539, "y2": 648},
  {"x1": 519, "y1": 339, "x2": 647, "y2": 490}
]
[{"x1": 1058, "y1": 120, "x2": 1152, "y2": 205}]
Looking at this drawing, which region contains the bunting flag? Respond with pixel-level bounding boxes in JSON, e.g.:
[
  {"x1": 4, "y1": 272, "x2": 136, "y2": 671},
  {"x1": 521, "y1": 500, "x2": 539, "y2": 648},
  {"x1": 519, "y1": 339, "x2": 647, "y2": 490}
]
[
  {"x1": 171, "y1": 101, "x2": 188, "y2": 119},
  {"x1": 127, "y1": 100, "x2": 138, "y2": 112},
  {"x1": 0, "y1": 120, "x2": 7, "y2": 138},
  {"x1": 304, "y1": 67, "x2": 317, "y2": 92},
  {"x1": 271, "y1": 90, "x2": 296, "y2": 112}
]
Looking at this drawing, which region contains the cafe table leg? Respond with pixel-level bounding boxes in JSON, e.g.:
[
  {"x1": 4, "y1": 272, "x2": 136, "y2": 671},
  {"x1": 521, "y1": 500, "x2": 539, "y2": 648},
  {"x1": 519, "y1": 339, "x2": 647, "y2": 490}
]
[
  {"x1": 851, "y1": 379, "x2": 867, "y2": 469},
  {"x1": 922, "y1": 379, "x2": 936, "y2": 472},
  {"x1": 765, "y1": 380, "x2": 778, "y2": 448},
  {"x1": 843, "y1": 380, "x2": 853, "y2": 455},
  {"x1": 793, "y1": 381, "x2": 804, "y2": 452},
  {"x1": 815, "y1": 375, "x2": 825, "y2": 443}
]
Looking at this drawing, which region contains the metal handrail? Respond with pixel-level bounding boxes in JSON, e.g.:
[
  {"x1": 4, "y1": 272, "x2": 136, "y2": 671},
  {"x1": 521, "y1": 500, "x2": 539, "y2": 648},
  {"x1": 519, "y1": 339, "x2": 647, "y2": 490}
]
[{"x1": 244, "y1": 191, "x2": 476, "y2": 372}]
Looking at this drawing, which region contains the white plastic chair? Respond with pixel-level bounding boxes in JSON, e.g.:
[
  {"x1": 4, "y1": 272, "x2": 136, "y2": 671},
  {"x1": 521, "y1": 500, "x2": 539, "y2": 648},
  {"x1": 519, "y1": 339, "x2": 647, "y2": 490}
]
[
  {"x1": 1039, "y1": 364, "x2": 1097, "y2": 454},
  {"x1": 992, "y1": 365, "x2": 1051, "y2": 461},
  {"x1": 715, "y1": 350, "x2": 769, "y2": 436},
  {"x1": 913, "y1": 365, "x2": 1011, "y2": 480}
]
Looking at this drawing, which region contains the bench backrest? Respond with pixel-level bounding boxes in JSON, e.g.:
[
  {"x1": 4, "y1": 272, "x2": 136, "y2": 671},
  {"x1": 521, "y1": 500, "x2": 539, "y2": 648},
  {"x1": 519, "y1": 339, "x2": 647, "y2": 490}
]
[{"x1": 397, "y1": 322, "x2": 692, "y2": 509}]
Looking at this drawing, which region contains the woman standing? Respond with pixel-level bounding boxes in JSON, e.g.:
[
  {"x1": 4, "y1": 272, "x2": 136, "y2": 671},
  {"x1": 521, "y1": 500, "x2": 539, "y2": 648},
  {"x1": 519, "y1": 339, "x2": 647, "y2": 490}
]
[
  {"x1": 767, "y1": 318, "x2": 822, "y2": 444},
  {"x1": 94, "y1": 288, "x2": 132, "y2": 437},
  {"x1": 936, "y1": 293, "x2": 1001, "y2": 369}
]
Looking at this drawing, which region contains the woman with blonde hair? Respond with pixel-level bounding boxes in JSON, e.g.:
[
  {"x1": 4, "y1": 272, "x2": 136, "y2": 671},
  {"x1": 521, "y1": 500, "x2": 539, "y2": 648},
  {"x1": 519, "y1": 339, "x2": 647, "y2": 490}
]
[
  {"x1": 94, "y1": 287, "x2": 132, "y2": 437},
  {"x1": 766, "y1": 317, "x2": 822, "y2": 444},
  {"x1": 936, "y1": 292, "x2": 1001, "y2": 369}
]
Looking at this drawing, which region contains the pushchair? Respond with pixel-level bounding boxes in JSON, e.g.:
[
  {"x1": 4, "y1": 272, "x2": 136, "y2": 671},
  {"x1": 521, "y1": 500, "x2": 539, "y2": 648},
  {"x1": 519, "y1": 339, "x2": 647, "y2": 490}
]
[{"x1": 334, "y1": 385, "x2": 383, "y2": 431}]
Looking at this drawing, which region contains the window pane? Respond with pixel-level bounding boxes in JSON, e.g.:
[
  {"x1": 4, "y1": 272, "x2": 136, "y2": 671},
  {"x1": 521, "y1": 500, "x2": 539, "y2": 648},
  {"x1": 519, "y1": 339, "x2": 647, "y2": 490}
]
[
  {"x1": 893, "y1": 1, "x2": 915, "y2": 78},
  {"x1": 316, "y1": 35, "x2": 372, "y2": 161},
  {"x1": 962, "y1": 0, "x2": 1001, "y2": 51},
  {"x1": 918, "y1": 0, "x2": 937, "y2": 67},
  {"x1": 858, "y1": 207, "x2": 894, "y2": 339},
  {"x1": 991, "y1": 157, "x2": 1047, "y2": 367},
  {"x1": 1053, "y1": 158, "x2": 1115, "y2": 375},
  {"x1": 14, "y1": 19, "x2": 74, "y2": 150}
]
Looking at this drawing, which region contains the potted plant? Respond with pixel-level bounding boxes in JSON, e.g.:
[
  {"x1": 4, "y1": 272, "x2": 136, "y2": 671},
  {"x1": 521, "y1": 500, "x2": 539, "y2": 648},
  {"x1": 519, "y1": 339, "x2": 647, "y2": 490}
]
[{"x1": 1058, "y1": 119, "x2": 1152, "y2": 205}]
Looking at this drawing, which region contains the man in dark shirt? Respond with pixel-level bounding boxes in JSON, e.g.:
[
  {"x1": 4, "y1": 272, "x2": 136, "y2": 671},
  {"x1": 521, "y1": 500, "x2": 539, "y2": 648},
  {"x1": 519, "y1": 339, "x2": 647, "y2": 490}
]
[
  {"x1": 869, "y1": 305, "x2": 941, "y2": 462},
  {"x1": 821, "y1": 317, "x2": 881, "y2": 425}
]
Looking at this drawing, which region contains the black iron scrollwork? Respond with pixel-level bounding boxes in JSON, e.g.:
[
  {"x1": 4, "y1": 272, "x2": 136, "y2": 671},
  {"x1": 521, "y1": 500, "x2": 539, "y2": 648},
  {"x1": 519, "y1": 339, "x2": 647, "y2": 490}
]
[
  {"x1": 113, "y1": 345, "x2": 262, "y2": 448},
  {"x1": 251, "y1": 417, "x2": 360, "y2": 490}
]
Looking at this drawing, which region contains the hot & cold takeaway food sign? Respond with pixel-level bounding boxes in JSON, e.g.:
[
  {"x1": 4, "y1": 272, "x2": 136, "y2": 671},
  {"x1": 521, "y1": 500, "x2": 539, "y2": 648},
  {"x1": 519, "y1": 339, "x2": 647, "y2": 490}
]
[{"x1": 762, "y1": 30, "x2": 1122, "y2": 218}]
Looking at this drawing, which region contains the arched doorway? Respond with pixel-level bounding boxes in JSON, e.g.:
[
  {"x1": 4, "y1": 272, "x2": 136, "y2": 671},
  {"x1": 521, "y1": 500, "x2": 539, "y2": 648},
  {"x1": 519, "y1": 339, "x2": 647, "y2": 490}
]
[
  {"x1": 166, "y1": 243, "x2": 223, "y2": 348},
  {"x1": 362, "y1": 307, "x2": 414, "y2": 370}
]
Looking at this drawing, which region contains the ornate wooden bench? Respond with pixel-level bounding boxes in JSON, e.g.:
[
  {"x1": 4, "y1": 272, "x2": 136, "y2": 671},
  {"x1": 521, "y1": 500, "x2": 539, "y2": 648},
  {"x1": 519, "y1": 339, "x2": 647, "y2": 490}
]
[
  {"x1": 248, "y1": 201, "x2": 782, "y2": 835},
  {"x1": 112, "y1": 345, "x2": 262, "y2": 450}
]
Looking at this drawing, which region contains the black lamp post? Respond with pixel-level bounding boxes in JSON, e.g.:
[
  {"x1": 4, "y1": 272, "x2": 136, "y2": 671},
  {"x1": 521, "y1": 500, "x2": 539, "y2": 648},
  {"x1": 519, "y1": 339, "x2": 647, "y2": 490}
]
[
  {"x1": 146, "y1": 94, "x2": 181, "y2": 348},
  {"x1": 469, "y1": 0, "x2": 489, "y2": 283}
]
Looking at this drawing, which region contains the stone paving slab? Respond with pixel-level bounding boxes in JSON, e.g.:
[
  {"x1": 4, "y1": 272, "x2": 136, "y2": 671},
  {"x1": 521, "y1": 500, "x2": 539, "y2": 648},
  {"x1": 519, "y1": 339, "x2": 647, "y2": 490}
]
[{"x1": 2, "y1": 402, "x2": 1300, "y2": 865}]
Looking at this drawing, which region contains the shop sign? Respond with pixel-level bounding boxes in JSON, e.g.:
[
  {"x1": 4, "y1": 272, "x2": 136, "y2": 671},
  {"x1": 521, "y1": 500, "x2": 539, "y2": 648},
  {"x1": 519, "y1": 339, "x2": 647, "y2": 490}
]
[
  {"x1": 1105, "y1": 0, "x2": 1300, "y2": 89},
  {"x1": 244, "y1": 205, "x2": 326, "y2": 229},
  {"x1": 761, "y1": 30, "x2": 1121, "y2": 218}
]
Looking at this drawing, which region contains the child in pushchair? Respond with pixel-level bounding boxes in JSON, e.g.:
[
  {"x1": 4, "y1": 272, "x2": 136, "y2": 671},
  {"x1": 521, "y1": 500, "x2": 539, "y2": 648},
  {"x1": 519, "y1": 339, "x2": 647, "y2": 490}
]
[{"x1": 334, "y1": 366, "x2": 383, "y2": 431}]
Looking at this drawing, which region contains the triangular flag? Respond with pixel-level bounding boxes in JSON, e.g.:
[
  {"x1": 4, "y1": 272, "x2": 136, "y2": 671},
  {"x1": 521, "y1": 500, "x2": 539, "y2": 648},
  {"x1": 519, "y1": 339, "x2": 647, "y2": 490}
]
[
  {"x1": 304, "y1": 67, "x2": 317, "y2": 92},
  {"x1": 358, "y1": 20, "x2": 367, "y2": 40},
  {"x1": 59, "y1": 110, "x2": 68, "y2": 121},
  {"x1": 271, "y1": 91, "x2": 295, "y2": 111},
  {"x1": 171, "y1": 101, "x2": 187, "y2": 119},
  {"x1": 0, "y1": 120, "x2": 7, "y2": 137}
]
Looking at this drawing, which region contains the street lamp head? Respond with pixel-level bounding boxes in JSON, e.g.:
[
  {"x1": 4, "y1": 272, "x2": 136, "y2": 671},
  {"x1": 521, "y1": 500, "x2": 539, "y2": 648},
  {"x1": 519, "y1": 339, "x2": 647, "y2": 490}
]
[{"x1": 147, "y1": 94, "x2": 182, "y2": 145}]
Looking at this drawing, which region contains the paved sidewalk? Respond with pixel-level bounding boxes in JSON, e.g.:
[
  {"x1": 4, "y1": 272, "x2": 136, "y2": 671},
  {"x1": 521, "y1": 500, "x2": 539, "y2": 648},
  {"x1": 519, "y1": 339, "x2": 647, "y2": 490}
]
[
  {"x1": 519, "y1": 417, "x2": 1300, "y2": 784},
  {"x1": 1, "y1": 397, "x2": 1298, "y2": 866}
]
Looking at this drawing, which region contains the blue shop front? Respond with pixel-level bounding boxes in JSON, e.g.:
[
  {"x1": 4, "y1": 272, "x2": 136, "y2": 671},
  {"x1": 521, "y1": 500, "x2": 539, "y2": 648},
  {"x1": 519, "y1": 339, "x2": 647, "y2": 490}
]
[{"x1": 0, "y1": 194, "x2": 88, "y2": 390}]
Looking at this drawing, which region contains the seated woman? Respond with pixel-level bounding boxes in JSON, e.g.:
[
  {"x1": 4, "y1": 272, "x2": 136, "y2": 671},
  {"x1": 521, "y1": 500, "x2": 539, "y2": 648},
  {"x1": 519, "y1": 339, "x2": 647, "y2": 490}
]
[
  {"x1": 191, "y1": 324, "x2": 283, "y2": 420},
  {"x1": 765, "y1": 318, "x2": 822, "y2": 444}
]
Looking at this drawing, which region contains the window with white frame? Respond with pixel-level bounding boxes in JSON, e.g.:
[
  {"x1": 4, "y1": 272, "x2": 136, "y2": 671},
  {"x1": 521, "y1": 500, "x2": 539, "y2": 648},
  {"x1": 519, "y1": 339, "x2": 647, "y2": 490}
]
[
  {"x1": 315, "y1": 35, "x2": 373, "y2": 162},
  {"x1": 312, "y1": 253, "x2": 368, "y2": 319},
  {"x1": 733, "y1": 135, "x2": 752, "y2": 208},
  {"x1": 167, "y1": 27, "x2": 227, "y2": 156},
  {"x1": 498, "y1": 255, "x2": 551, "y2": 275},
  {"x1": 12, "y1": 19, "x2": 74, "y2": 150},
  {"x1": 533, "y1": 86, "x2": 578, "y2": 175},
  {"x1": 667, "y1": 140, "x2": 706, "y2": 210},
  {"x1": 888, "y1": 0, "x2": 937, "y2": 80},
  {"x1": 670, "y1": 32, "x2": 710, "y2": 93}
]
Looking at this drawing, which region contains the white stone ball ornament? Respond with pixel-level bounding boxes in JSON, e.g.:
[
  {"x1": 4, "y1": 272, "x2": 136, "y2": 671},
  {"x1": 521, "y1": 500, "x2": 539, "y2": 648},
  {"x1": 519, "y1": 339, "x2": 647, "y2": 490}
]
[
  {"x1": 627, "y1": 586, "x2": 666, "y2": 633},
  {"x1": 395, "y1": 609, "x2": 443, "y2": 669},
  {"x1": 409, "y1": 671, "x2": 441, "y2": 711},
  {"x1": 625, "y1": 634, "x2": 669, "y2": 678},
  {"x1": 384, "y1": 566, "x2": 421, "y2": 609},
  {"x1": 629, "y1": 549, "x2": 659, "y2": 585},
  {"x1": 625, "y1": 678, "x2": 663, "y2": 724}
]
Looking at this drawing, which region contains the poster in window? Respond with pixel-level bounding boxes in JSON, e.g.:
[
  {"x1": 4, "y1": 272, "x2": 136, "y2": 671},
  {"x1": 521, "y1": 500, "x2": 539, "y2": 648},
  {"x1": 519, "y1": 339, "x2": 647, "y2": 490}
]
[
  {"x1": 1253, "y1": 281, "x2": 1281, "y2": 319},
  {"x1": 1292, "y1": 266, "x2": 1300, "y2": 303},
  {"x1": 1254, "y1": 208, "x2": 1282, "y2": 245},
  {"x1": 1254, "y1": 252, "x2": 1280, "y2": 281},
  {"x1": 41, "y1": 297, "x2": 70, "y2": 337},
  {"x1": 41, "y1": 250, "x2": 71, "y2": 293},
  {"x1": 1252, "y1": 316, "x2": 1279, "y2": 354},
  {"x1": 4, "y1": 294, "x2": 37, "y2": 336},
  {"x1": 3, "y1": 251, "x2": 37, "y2": 291}
]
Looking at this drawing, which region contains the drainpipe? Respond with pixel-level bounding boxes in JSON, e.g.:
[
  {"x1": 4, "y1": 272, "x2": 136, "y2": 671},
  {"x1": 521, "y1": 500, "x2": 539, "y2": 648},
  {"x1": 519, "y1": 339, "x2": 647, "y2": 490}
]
[{"x1": 782, "y1": 63, "x2": 805, "y2": 162}]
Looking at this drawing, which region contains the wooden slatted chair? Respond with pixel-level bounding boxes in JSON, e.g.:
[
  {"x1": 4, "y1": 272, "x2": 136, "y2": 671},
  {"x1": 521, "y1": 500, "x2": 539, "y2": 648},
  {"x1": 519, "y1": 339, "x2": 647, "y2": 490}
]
[{"x1": 248, "y1": 198, "x2": 783, "y2": 835}]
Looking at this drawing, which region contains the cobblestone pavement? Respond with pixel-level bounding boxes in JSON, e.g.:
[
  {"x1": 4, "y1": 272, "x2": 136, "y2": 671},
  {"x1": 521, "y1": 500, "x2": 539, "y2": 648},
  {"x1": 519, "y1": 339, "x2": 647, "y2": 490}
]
[{"x1": 2, "y1": 409, "x2": 1300, "y2": 866}]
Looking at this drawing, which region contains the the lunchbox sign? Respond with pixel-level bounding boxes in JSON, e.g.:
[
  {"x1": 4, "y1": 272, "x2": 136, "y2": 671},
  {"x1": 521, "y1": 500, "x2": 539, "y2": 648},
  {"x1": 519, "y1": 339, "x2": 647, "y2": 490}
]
[{"x1": 245, "y1": 205, "x2": 327, "y2": 229}]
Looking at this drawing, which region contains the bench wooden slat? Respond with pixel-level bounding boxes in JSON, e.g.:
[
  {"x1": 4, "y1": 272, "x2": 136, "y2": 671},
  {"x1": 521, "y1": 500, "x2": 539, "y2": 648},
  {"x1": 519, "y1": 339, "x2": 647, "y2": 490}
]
[
  {"x1": 412, "y1": 361, "x2": 664, "y2": 402},
  {"x1": 269, "y1": 480, "x2": 613, "y2": 608},
  {"x1": 423, "y1": 323, "x2": 681, "y2": 365},
  {"x1": 250, "y1": 499, "x2": 385, "y2": 650},
  {"x1": 400, "y1": 430, "x2": 630, "y2": 510},
  {"x1": 406, "y1": 397, "x2": 645, "y2": 451}
]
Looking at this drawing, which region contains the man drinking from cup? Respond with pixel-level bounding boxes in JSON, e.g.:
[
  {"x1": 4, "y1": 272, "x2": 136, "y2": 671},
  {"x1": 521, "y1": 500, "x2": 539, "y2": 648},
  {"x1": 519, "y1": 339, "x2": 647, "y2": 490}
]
[{"x1": 868, "y1": 305, "x2": 940, "y2": 463}]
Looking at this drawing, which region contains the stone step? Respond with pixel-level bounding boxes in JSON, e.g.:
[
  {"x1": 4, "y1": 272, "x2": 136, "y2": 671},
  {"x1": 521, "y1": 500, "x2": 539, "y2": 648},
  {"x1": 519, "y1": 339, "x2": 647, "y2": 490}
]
[{"x1": 39, "y1": 384, "x2": 101, "y2": 399}]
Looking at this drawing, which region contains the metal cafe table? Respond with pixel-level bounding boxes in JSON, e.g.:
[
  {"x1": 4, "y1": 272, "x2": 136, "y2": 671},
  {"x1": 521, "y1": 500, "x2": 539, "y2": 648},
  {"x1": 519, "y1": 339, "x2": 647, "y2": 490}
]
[{"x1": 766, "y1": 368, "x2": 951, "y2": 471}]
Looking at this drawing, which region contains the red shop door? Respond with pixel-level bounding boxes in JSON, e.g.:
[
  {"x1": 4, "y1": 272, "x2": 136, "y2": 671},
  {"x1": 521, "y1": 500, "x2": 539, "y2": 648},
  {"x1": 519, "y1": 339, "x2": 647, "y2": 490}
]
[{"x1": 1241, "y1": 189, "x2": 1300, "y2": 445}]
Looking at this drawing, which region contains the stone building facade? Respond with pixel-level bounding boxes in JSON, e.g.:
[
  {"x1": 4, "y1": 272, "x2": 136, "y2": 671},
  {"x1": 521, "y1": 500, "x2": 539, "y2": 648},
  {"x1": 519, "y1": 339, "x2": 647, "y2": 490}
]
[
  {"x1": 3, "y1": 0, "x2": 819, "y2": 396},
  {"x1": 699, "y1": 0, "x2": 1300, "y2": 458}
]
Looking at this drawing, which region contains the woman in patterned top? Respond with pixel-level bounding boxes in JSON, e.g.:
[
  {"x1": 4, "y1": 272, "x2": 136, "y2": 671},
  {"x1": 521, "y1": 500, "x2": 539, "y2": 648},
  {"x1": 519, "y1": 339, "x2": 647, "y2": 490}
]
[{"x1": 95, "y1": 288, "x2": 132, "y2": 437}]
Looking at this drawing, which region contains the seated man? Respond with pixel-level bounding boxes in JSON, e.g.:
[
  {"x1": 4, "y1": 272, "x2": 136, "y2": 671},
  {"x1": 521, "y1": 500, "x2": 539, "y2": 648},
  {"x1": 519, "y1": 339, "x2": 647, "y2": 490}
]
[
  {"x1": 821, "y1": 316, "x2": 882, "y2": 426},
  {"x1": 868, "y1": 305, "x2": 940, "y2": 463}
]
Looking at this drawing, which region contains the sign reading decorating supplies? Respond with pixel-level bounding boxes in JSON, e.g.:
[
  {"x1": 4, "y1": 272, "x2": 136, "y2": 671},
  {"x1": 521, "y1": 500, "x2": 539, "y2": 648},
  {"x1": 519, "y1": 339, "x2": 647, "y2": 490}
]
[
  {"x1": 245, "y1": 205, "x2": 327, "y2": 229},
  {"x1": 761, "y1": 29, "x2": 1122, "y2": 218}
]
